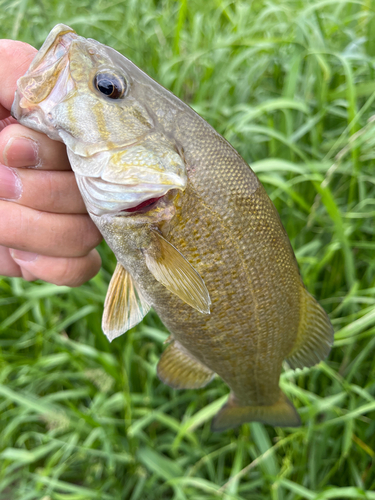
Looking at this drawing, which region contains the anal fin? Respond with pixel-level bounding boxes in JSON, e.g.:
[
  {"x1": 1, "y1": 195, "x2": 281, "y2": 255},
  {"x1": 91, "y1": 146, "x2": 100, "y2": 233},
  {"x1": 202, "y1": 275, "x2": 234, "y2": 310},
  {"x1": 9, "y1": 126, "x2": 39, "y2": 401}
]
[
  {"x1": 211, "y1": 392, "x2": 301, "y2": 432},
  {"x1": 286, "y1": 289, "x2": 334, "y2": 370},
  {"x1": 144, "y1": 230, "x2": 211, "y2": 314},
  {"x1": 157, "y1": 340, "x2": 215, "y2": 389},
  {"x1": 102, "y1": 262, "x2": 151, "y2": 342}
]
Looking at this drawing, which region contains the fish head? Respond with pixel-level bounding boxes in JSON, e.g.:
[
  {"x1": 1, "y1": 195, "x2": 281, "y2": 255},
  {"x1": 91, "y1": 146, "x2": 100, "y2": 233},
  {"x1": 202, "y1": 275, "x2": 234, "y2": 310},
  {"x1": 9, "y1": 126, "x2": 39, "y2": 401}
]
[{"x1": 12, "y1": 24, "x2": 187, "y2": 217}]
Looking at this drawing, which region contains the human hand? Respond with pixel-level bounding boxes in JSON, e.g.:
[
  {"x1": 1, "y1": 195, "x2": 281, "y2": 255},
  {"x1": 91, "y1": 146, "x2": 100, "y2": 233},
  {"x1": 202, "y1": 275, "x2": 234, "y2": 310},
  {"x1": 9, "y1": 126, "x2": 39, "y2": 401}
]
[{"x1": 0, "y1": 40, "x2": 102, "y2": 286}]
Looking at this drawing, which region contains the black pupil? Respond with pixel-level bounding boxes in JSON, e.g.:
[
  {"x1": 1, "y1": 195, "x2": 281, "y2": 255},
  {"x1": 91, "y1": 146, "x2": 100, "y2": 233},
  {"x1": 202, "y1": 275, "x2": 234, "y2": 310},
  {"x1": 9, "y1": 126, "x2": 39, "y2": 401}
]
[
  {"x1": 95, "y1": 73, "x2": 124, "y2": 99},
  {"x1": 98, "y1": 79, "x2": 114, "y2": 96}
]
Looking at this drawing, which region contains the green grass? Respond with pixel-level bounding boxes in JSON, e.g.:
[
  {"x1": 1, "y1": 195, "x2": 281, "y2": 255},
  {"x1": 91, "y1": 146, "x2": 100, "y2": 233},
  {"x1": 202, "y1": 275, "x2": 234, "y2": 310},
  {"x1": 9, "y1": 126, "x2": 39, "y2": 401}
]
[{"x1": 1, "y1": 0, "x2": 375, "y2": 498}]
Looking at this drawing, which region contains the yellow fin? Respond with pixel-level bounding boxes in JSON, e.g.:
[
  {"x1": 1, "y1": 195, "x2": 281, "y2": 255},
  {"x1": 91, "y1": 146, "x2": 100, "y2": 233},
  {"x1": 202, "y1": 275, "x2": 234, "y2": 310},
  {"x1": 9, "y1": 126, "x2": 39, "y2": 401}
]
[
  {"x1": 157, "y1": 340, "x2": 215, "y2": 389},
  {"x1": 102, "y1": 262, "x2": 151, "y2": 342},
  {"x1": 211, "y1": 392, "x2": 301, "y2": 432},
  {"x1": 144, "y1": 230, "x2": 211, "y2": 314},
  {"x1": 286, "y1": 290, "x2": 334, "y2": 370}
]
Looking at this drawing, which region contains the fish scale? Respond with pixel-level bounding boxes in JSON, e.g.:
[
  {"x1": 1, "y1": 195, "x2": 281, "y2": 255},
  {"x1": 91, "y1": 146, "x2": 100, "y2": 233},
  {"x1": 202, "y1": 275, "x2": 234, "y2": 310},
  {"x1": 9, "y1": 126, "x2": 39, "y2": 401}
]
[
  {"x1": 11, "y1": 24, "x2": 334, "y2": 431},
  {"x1": 164, "y1": 184, "x2": 295, "y2": 403}
]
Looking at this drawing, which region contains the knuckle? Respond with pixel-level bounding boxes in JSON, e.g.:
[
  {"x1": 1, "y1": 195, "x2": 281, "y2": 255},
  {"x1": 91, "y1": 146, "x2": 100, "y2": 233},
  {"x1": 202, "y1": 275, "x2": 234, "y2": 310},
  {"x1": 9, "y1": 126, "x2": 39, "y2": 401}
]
[
  {"x1": 51, "y1": 251, "x2": 100, "y2": 287},
  {"x1": 52, "y1": 258, "x2": 82, "y2": 287}
]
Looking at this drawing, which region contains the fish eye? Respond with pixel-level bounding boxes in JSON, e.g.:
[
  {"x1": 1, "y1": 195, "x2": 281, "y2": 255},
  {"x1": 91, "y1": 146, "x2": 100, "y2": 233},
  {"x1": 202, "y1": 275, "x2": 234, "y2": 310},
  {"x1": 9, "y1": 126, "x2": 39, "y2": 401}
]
[{"x1": 94, "y1": 72, "x2": 126, "y2": 99}]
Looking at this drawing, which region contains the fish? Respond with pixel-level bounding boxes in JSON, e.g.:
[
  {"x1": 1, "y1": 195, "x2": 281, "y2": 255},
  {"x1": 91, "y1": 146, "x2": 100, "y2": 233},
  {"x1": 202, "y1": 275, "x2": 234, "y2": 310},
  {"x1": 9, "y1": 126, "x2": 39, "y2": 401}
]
[{"x1": 11, "y1": 24, "x2": 334, "y2": 431}]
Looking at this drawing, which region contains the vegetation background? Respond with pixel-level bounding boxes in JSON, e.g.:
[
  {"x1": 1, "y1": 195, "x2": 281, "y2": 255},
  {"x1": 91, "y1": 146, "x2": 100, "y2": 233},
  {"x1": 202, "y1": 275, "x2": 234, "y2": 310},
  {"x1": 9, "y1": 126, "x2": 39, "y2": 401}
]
[{"x1": 0, "y1": 0, "x2": 375, "y2": 498}]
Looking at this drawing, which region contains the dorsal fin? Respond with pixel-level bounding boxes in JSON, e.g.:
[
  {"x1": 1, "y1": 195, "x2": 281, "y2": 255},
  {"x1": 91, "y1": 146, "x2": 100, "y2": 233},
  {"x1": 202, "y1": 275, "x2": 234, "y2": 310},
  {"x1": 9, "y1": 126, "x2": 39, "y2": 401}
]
[
  {"x1": 286, "y1": 289, "x2": 334, "y2": 369},
  {"x1": 143, "y1": 230, "x2": 211, "y2": 314},
  {"x1": 102, "y1": 262, "x2": 151, "y2": 342}
]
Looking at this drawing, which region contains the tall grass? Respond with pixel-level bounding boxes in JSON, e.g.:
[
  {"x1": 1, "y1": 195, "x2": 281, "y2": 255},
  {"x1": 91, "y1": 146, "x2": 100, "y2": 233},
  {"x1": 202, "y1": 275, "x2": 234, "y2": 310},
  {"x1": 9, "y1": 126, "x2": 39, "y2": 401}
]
[{"x1": 0, "y1": 0, "x2": 375, "y2": 498}]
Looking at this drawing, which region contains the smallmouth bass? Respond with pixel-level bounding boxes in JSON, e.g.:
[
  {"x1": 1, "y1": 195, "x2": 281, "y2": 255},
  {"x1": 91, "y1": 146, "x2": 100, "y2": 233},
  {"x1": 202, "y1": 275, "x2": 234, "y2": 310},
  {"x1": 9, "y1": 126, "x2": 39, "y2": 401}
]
[{"x1": 12, "y1": 24, "x2": 334, "y2": 431}]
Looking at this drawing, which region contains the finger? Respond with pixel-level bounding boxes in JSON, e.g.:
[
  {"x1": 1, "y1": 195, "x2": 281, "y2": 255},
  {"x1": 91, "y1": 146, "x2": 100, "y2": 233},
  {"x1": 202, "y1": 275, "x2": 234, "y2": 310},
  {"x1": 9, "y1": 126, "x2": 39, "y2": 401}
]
[
  {"x1": 0, "y1": 40, "x2": 37, "y2": 113},
  {"x1": 0, "y1": 104, "x2": 10, "y2": 122},
  {"x1": 10, "y1": 248, "x2": 102, "y2": 287},
  {"x1": 0, "y1": 201, "x2": 102, "y2": 257},
  {"x1": 0, "y1": 246, "x2": 22, "y2": 277},
  {"x1": 0, "y1": 116, "x2": 18, "y2": 133},
  {"x1": 0, "y1": 123, "x2": 70, "y2": 170},
  {"x1": 20, "y1": 268, "x2": 38, "y2": 281},
  {"x1": 0, "y1": 164, "x2": 87, "y2": 214}
]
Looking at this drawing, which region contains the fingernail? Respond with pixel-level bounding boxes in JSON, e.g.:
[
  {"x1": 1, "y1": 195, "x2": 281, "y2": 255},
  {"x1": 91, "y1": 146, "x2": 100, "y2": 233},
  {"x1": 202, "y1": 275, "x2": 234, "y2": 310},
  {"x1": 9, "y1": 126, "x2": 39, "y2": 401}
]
[
  {"x1": 0, "y1": 164, "x2": 22, "y2": 200},
  {"x1": 3, "y1": 136, "x2": 39, "y2": 168},
  {"x1": 10, "y1": 249, "x2": 38, "y2": 262}
]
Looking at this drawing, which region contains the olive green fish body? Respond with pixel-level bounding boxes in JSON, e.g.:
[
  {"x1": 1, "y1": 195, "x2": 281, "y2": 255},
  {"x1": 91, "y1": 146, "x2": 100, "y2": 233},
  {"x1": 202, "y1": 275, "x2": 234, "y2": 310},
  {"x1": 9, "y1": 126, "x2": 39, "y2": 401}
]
[
  {"x1": 94, "y1": 113, "x2": 304, "y2": 413},
  {"x1": 12, "y1": 24, "x2": 334, "y2": 431}
]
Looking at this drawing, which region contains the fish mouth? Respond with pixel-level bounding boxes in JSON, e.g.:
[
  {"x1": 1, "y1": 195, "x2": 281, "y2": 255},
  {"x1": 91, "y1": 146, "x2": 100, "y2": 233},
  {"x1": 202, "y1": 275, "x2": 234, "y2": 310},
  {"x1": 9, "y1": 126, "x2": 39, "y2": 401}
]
[
  {"x1": 11, "y1": 25, "x2": 77, "y2": 139},
  {"x1": 16, "y1": 24, "x2": 77, "y2": 106}
]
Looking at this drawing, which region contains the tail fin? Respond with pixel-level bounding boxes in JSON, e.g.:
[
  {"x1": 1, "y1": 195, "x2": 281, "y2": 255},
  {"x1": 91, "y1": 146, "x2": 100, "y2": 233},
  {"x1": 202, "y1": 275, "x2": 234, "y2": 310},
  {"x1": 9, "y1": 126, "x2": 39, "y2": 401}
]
[{"x1": 211, "y1": 392, "x2": 301, "y2": 432}]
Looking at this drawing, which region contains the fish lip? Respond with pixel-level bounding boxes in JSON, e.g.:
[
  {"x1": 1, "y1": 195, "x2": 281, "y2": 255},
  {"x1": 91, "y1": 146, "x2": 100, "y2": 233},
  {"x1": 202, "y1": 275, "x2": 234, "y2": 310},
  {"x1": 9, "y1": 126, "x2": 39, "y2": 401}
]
[
  {"x1": 28, "y1": 24, "x2": 76, "y2": 72},
  {"x1": 11, "y1": 27, "x2": 77, "y2": 137}
]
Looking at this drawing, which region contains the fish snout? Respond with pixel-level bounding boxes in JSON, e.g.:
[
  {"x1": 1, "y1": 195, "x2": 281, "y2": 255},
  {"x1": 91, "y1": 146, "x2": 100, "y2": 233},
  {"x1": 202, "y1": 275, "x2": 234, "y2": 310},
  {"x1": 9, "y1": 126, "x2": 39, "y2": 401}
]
[{"x1": 11, "y1": 25, "x2": 77, "y2": 140}]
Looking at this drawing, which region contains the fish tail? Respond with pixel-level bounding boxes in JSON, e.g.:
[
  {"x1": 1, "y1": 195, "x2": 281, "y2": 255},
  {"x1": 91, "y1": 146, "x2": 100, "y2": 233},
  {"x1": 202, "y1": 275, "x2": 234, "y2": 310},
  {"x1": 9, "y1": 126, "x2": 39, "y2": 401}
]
[{"x1": 211, "y1": 391, "x2": 301, "y2": 432}]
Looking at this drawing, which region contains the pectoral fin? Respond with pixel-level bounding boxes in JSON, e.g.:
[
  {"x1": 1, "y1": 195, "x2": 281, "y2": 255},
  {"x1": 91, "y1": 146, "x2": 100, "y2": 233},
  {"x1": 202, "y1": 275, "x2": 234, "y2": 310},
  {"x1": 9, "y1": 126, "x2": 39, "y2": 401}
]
[
  {"x1": 102, "y1": 262, "x2": 151, "y2": 342},
  {"x1": 157, "y1": 340, "x2": 215, "y2": 389},
  {"x1": 144, "y1": 230, "x2": 211, "y2": 314}
]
